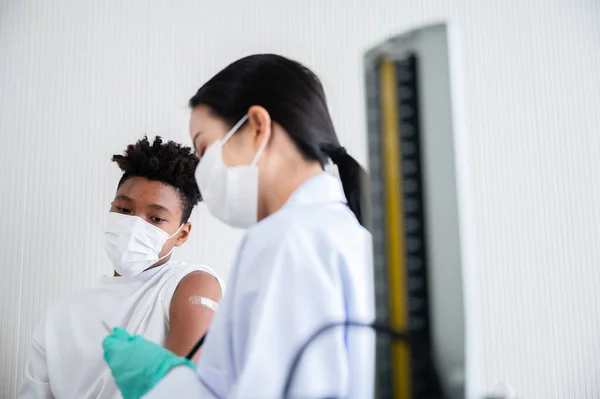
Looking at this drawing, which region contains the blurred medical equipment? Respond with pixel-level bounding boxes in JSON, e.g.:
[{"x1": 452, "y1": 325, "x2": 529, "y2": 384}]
[
  {"x1": 283, "y1": 321, "x2": 511, "y2": 399},
  {"x1": 282, "y1": 320, "x2": 409, "y2": 398},
  {"x1": 363, "y1": 23, "x2": 469, "y2": 399}
]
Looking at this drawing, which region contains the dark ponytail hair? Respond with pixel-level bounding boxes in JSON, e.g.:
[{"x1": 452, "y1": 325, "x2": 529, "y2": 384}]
[{"x1": 189, "y1": 54, "x2": 365, "y2": 225}]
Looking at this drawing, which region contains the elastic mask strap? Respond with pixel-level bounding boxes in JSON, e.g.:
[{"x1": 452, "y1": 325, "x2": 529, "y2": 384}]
[
  {"x1": 158, "y1": 247, "x2": 175, "y2": 262},
  {"x1": 221, "y1": 114, "x2": 268, "y2": 167},
  {"x1": 250, "y1": 128, "x2": 270, "y2": 166},
  {"x1": 167, "y1": 223, "x2": 185, "y2": 240},
  {"x1": 158, "y1": 224, "x2": 185, "y2": 262},
  {"x1": 221, "y1": 114, "x2": 249, "y2": 145}
]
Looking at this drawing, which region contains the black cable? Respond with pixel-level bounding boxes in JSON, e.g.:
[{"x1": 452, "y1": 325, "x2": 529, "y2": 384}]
[
  {"x1": 282, "y1": 320, "x2": 408, "y2": 399},
  {"x1": 185, "y1": 331, "x2": 207, "y2": 360}
]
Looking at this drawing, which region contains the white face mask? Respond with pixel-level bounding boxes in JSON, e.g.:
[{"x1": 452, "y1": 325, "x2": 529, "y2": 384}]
[
  {"x1": 195, "y1": 115, "x2": 268, "y2": 229},
  {"x1": 104, "y1": 212, "x2": 183, "y2": 277}
]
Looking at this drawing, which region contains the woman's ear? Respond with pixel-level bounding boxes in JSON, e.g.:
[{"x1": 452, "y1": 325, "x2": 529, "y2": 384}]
[
  {"x1": 247, "y1": 105, "x2": 272, "y2": 150},
  {"x1": 175, "y1": 222, "x2": 192, "y2": 247}
]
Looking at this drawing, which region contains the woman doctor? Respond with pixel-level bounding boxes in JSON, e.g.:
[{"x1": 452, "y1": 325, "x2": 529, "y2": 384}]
[{"x1": 102, "y1": 54, "x2": 375, "y2": 399}]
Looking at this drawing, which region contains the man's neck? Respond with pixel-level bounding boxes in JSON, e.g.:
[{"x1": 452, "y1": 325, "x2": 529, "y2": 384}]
[{"x1": 113, "y1": 255, "x2": 172, "y2": 277}]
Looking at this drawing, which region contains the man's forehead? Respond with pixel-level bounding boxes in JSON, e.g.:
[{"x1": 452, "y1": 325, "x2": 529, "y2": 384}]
[{"x1": 115, "y1": 177, "x2": 182, "y2": 211}]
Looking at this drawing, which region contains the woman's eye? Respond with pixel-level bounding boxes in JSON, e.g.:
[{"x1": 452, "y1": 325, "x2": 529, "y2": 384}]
[
  {"x1": 196, "y1": 142, "x2": 208, "y2": 158},
  {"x1": 116, "y1": 207, "x2": 131, "y2": 214}
]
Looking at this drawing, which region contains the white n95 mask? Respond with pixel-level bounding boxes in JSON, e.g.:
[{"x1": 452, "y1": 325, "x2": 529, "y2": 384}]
[
  {"x1": 104, "y1": 212, "x2": 183, "y2": 277},
  {"x1": 195, "y1": 114, "x2": 268, "y2": 229}
]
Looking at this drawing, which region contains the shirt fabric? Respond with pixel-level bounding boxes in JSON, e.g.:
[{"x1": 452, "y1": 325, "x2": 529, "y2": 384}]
[
  {"x1": 18, "y1": 261, "x2": 224, "y2": 399},
  {"x1": 146, "y1": 172, "x2": 376, "y2": 399}
]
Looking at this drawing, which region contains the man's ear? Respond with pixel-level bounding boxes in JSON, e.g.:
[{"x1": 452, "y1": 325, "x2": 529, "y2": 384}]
[
  {"x1": 174, "y1": 222, "x2": 192, "y2": 247},
  {"x1": 247, "y1": 105, "x2": 272, "y2": 151}
]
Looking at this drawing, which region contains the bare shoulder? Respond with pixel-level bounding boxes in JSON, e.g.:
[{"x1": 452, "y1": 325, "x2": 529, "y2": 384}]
[
  {"x1": 173, "y1": 270, "x2": 222, "y2": 302},
  {"x1": 166, "y1": 270, "x2": 223, "y2": 359}
]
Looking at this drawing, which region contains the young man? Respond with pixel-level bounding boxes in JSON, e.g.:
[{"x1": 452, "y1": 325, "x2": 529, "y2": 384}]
[{"x1": 18, "y1": 136, "x2": 222, "y2": 399}]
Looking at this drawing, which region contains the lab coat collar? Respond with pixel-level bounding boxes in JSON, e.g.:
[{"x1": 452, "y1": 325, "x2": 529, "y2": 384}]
[{"x1": 283, "y1": 172, "x2": 347, "y2": 210}]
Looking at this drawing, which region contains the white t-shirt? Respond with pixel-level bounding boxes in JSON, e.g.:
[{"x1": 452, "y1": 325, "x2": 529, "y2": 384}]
[{"x1": 18, "y1": 261, "x2": 224, "y2": 399}]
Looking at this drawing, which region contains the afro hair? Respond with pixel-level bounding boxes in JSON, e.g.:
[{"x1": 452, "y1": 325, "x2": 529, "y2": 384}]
[{"x1": 112, "y1": 136, "x2": 201, "y2": 223}]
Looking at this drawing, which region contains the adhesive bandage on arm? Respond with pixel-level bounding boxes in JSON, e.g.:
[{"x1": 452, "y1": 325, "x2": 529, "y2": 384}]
[{"x1": 189, "y1": 296, "x2": 219, "y2": 311}]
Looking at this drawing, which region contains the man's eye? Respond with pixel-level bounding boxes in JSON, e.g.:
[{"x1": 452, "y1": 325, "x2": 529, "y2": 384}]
[
  {"x1": 116, "y1": 207, "x2": 131, "y2": 214},
  {"x1": 150, "y1": 217, "x2": 165, "y2": 223}
]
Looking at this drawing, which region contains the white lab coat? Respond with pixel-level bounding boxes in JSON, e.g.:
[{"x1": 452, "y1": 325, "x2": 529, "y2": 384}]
[{"x1": 146, "y1": 172, "x2": 375, "y2": 398}]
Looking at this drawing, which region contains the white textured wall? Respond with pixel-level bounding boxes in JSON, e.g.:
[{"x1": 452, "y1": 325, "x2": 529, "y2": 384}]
[{"x1": 1, "y1": 0, "x2": 599, "y2": 398}]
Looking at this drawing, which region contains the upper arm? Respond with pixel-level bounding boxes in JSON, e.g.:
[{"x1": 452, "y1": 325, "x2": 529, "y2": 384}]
[
  {"x1": 164, "y1": 271, "x2": 222, "y2": 362},
  {"x1": 18, "y1": 319, "x2": 53, "y2": 398}
]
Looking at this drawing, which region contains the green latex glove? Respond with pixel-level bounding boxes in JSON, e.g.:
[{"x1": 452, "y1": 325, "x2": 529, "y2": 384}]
[{"x1": 102, "y1": 327, "x2": 196, "y2": 399}]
